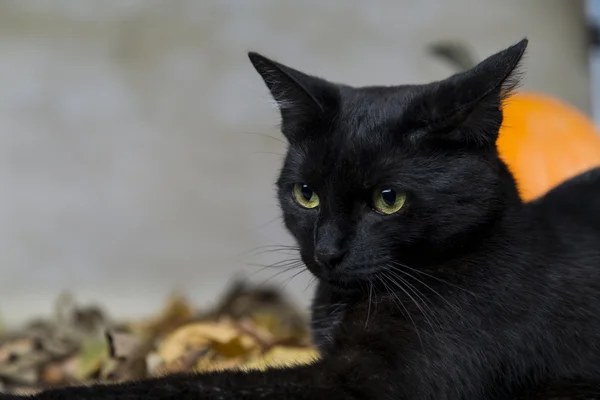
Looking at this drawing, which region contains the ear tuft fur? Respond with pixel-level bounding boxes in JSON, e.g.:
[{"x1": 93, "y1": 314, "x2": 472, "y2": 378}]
[
  {"x1": 411, "y1": 39, "x2": 528, "y2": 147},
  {"x1": 248, "y1": 52, "x2": 339, "y2": 141}
]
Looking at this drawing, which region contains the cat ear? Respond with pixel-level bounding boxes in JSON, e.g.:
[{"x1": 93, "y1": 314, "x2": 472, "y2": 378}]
[
  {"x1": 414, "y1": 38, "x2": 528, "y2": 147},
  {"x1": 248, "y1": 52, "x2": 338, "y2": 141}
]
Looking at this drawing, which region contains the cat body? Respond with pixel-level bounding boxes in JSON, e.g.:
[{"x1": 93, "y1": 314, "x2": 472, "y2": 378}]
[
  {"x1": 310, "y1": 165, "x2": 600, "y2": 400},
  {"x1": 5, "y1": 39, "x2": 600, "y2": 399}
]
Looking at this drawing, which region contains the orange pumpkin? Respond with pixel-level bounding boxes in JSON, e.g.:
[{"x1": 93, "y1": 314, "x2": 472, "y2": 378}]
[{"x1": 497, "y1": 92, "x2": 600, "y2": 202}]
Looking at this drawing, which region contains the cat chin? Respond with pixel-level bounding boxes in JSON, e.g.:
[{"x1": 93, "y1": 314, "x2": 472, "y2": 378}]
[{"x1": 321, "y1": 279, "x2": 363, "y2": 294}]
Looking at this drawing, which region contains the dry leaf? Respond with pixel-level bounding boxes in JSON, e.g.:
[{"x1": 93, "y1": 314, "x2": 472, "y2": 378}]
[
  {"x1": 0, "y1": 338, "x2": 38, "y2": 363},
  {"x1": 74, "y1": 339, "x2": 108, "y2": 380},
  {"x1": 106, "y1": 331, "x2": 143, "y2": 360},
  {"x1": 145, "y1": 353, "x2": 164, "y2": 377},
  {"x1": 129, "y1": 295, "x2": 195, "y2": 340},
  {"x1": 41, "y1": 363, "x2": 66, "y2": 386},
  {"x1": 101, "y1": 331, "x2": 151, "y2": 382},
  {"x1": 158, "y1": 322, "x2": 248, "y2": 364},
  {"x1": 207, "y1": 281, "x2": 310, "y2": 339},
  {"x1": 55, "y1": 355, "x2": 79, "y2": 382},
  {"x1": 0, "y1": 281, "x2": 318, "y2": 394},
  {"x1": 211, "y1": 336, "x2": 255, "y2": 359}
]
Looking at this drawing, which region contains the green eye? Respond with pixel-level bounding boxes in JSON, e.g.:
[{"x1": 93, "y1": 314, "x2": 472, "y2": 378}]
[
  {"x1": 372, "y1": 188, "x2": 406, "y2": 215},
  {"x1": 293, "y1": 184, "x2": 320, "y2": 209}
]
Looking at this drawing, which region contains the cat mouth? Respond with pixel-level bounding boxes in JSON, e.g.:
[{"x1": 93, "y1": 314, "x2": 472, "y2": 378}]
[
  {"x1": 302, "y1": 252, "x2": 382, "y2": 289},
  {"x1": 315, "y1": 266, "x2": 381, "y2": 291}
]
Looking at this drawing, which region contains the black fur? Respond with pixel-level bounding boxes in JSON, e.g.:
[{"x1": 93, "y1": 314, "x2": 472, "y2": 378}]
[{"x1": 4, "y1": 38, "x2": 600, "y2": 399}]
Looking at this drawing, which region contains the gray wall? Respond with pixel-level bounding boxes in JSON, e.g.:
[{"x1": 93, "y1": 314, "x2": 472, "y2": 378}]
[{"x1": 0, "y1": 0, "x2": 590, "y2": 324}]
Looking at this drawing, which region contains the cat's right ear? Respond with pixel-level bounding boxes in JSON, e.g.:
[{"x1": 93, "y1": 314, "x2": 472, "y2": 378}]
[{"x1": 248, "y1": 52, "x2": 338, "y2": 141}]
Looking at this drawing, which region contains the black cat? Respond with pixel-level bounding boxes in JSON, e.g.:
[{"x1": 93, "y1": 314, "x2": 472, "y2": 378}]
[{"x1": 4, "y1": 38, "x2": 600, "y2": 399}]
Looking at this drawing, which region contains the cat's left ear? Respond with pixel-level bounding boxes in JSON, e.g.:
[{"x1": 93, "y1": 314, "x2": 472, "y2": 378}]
[
  {"x1": 413, "y1": 39, "x2": 528, "y2": 147},
  {"x1": 248, "y1": 52, "x2": 339, "y2": 142}
]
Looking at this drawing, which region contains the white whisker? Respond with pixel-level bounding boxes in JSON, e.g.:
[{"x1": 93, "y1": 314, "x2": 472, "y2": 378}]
[
  {"x1": 385, "y1": 269, "x2": 441, "y2": 331},
  {"x1": 389, "y1": 260, "x2": 477, "y2": 297},
  {"x1": 381, "y1": 269, "x2": 438, "y2": 333},
  {"x1": 376, "y1": 274, "x2": 423, "y2": 350},
  {"x1": 364, "y1": 279, "x2": 374, "y2": 329}
]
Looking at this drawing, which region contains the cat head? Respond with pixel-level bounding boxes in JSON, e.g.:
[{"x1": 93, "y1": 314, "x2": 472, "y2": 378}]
[{"x1": 249, "y1": 40, "x2": 527, "y2": 291}]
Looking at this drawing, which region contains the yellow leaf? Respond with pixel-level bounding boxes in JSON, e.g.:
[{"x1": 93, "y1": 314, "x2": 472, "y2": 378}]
[
  {"x1": 158, "y1": 322, "x2": 254, "y2": 364},
  {"x1": 211, "y1": 336, "x2": 255, "y2": 359}
]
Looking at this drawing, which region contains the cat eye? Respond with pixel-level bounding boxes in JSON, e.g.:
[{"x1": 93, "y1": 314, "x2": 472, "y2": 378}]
[
  {"x1": 372, "y1": 188, "x2": 406, "y2": 215},
  {"x1": 293, "y1": 184, "x2": 320, "y2": 209}
]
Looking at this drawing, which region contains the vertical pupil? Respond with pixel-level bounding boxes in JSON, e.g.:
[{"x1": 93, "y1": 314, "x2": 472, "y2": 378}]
[
  {"x1": 381, "y1": 189, "x2": 396, "y2": 205},
  {"x1": 301, "y1": 185, "x2": 313, "y2": 201}
]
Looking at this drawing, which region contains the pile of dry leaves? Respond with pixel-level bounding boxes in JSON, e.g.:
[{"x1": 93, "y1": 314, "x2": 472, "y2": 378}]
[{"x1": 0, "y1": 281, "x2": 319, "y2": 395}]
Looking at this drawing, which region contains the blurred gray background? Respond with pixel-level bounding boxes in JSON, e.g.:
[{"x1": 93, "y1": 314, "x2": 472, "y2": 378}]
[{"x1": 0, "y1": 0, "x2": 592, "y2": 324}]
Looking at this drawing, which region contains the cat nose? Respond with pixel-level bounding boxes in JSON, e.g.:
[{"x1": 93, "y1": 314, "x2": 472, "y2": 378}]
[
  {"x1": 314, "y1": 245, "x2": 346, "y2": 269},
  {"x1": 314, "y1": 219, "x2": 347, "y2": 269}
]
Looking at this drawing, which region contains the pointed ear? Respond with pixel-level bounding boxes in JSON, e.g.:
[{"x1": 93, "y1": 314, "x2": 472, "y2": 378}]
[
  {"x1": 412, "y1": 38, "x2": 528, "y2": 147},
  {"x1": 248, "y1": 52, "x2": 339, "y2": 141}
]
